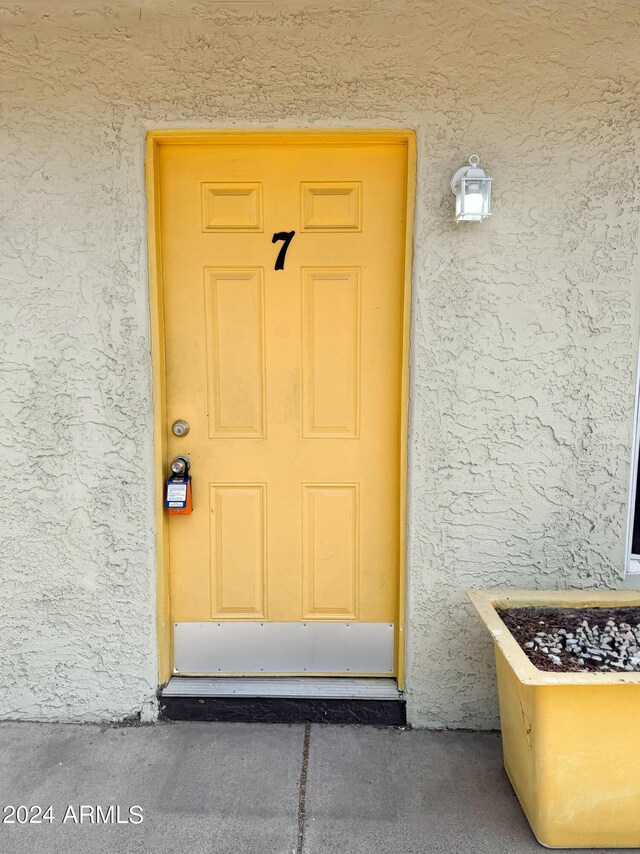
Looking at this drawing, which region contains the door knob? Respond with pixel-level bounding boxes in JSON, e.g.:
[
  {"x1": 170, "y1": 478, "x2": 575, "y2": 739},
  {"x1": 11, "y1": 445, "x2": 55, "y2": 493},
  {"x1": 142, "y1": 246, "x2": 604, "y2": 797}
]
[
  {"x1": 170, "y1": 455, "x2": 191, "y2": 476},
  {"x1": 172, "y1": 419, "x2": 190, "y2": 437}
]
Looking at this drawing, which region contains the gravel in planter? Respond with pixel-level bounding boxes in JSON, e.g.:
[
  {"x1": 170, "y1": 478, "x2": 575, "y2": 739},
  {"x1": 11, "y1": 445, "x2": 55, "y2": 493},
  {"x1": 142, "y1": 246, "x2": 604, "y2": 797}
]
[{"x1": 498, "y1": 607, "x2": 640, "y2": 673}]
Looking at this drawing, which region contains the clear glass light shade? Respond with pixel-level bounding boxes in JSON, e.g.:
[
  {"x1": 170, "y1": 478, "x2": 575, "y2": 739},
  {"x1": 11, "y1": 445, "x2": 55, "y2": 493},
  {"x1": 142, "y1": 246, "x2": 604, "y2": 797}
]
[{"x1": 451, "y1": 156, "x2": 492, "y2": 223}]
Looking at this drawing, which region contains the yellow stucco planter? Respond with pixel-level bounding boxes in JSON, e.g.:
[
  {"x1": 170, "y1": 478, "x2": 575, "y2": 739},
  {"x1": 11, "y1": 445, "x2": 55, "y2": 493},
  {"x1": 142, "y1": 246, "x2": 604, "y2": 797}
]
[{"x1": 468, "y1": 589, "x2": 640, "y2": 849}]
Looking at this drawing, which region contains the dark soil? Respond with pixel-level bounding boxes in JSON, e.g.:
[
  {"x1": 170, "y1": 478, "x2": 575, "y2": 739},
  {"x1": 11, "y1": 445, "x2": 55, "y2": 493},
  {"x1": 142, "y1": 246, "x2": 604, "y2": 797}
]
[{"x1": 498, "y1": 606, "x2": 640, "y2": 672}]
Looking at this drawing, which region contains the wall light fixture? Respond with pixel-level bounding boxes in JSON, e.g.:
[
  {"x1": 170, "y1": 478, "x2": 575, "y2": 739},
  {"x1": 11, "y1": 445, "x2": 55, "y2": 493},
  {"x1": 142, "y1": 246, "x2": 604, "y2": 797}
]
[{"x1": 451, "y1": 155, "x2": 492, "y2": 222}]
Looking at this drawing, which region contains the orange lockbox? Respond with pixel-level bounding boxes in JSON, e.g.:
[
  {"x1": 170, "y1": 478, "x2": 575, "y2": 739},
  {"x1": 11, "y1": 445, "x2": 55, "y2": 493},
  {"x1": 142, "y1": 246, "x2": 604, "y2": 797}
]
[{"x1": 166, "y1": 476, "x2": 193, "y2": 515}]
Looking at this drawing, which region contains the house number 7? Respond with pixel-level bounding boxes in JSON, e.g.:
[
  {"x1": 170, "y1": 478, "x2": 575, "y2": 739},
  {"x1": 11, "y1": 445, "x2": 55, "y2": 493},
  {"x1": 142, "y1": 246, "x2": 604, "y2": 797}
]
[{"x1": 272, "y1": 231, "x2": 295, "y2": 271}]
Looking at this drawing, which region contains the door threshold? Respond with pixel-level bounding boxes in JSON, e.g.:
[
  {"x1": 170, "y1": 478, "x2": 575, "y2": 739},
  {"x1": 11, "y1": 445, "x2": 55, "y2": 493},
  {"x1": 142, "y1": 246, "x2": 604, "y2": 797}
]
[
  {"x1": 160, "y1": 677, "x2": 405, "y2": 725},
  {"x1": 163, "y1": 676, "x2": 400, "y2": 699}
]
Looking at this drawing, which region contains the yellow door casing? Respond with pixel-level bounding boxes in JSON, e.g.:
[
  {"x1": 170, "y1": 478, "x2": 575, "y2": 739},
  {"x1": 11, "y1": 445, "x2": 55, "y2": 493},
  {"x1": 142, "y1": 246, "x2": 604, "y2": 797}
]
[{"x1": 147, "y1": 131, "x2": 415, "y2": 682}]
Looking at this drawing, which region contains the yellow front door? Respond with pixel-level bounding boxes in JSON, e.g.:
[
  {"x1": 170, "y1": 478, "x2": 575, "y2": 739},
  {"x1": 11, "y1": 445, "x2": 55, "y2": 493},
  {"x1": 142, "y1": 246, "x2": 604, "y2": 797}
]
[{"x1": 157, "y1": 132, "x2": 411, "y2": 676}]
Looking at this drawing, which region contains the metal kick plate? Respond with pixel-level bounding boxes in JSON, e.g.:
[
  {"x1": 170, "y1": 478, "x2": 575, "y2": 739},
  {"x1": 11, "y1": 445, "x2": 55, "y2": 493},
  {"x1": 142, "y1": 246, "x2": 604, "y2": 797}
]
[{"x1": 173, "y1": 621, "x2": 394, "y2": 675}]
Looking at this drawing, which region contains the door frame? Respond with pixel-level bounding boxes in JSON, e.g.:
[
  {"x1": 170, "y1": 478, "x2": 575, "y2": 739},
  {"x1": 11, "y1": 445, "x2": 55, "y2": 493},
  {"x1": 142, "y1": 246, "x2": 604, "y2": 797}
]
[{"x1": 146, "y1": 129, "x2": 416, "y2": 689}]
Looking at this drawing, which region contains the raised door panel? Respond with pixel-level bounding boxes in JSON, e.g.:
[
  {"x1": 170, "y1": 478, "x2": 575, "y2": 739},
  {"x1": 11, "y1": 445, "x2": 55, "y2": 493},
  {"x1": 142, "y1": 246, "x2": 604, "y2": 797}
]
[
  {"x1": 210, "y1": 484, "x2": 266, "y2": 618},
  {"x1": 302, "y1": 268, "x2": 361, "y2": 438},
  {"x1": 302, "y1": 484, "x2": 359, "y2": 618},
  {"x1": 301, "y1": 182, "x2": 362, "y2": 231},
  {"x1": 202, "y1": 182, "x2": 263, "y2": 231},
  {"x1": 204, "y1": 268, "x2": 266, "y2": 438}
]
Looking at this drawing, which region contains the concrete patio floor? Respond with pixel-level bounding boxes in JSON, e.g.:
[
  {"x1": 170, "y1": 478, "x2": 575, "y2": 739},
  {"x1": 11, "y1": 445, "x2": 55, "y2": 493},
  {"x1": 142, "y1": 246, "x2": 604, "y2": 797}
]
[{"x1": 0, "y1": 721, "x2": 627, "y2": 854}]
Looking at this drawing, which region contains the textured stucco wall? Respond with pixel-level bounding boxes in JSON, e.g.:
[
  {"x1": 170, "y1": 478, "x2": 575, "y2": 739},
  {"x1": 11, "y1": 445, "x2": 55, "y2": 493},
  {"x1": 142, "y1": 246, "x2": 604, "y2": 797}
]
[{"x1": 1, "y1": 0, "x2": 639, "y2": 726}]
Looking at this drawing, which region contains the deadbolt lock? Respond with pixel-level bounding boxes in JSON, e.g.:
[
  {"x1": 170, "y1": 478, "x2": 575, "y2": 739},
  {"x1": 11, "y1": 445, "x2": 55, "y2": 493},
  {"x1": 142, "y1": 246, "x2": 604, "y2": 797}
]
[{"x1": 172, "y1": 419, "x2": 190, "y2": 437}]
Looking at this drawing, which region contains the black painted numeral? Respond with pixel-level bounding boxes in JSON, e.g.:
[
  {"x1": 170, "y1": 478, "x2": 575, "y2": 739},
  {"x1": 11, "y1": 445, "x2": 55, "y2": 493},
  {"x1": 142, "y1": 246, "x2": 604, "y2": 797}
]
[{"x1": 272, "y1": 231, "x2": 295, "y2": 270}]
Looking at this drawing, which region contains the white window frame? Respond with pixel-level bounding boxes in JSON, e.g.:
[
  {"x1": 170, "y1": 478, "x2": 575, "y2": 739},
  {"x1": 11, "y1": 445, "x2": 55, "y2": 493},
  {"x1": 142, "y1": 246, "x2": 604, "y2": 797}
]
[{"x1": 626, "y1": 348, "x2": 640, "y2": 574}]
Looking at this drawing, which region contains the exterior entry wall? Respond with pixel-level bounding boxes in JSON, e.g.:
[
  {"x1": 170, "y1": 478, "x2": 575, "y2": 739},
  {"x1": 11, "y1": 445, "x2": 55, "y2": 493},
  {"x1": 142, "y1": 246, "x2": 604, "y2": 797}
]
[{"x1": 1, "y1": 0, "x2": 639, "y2": 727}]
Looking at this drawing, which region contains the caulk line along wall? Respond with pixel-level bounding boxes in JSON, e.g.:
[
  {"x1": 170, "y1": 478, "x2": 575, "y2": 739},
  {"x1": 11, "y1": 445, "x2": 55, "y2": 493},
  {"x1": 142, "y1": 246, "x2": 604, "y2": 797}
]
[{"x1": 1, "y1": 0, "x2": 639, "y2": 726}]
